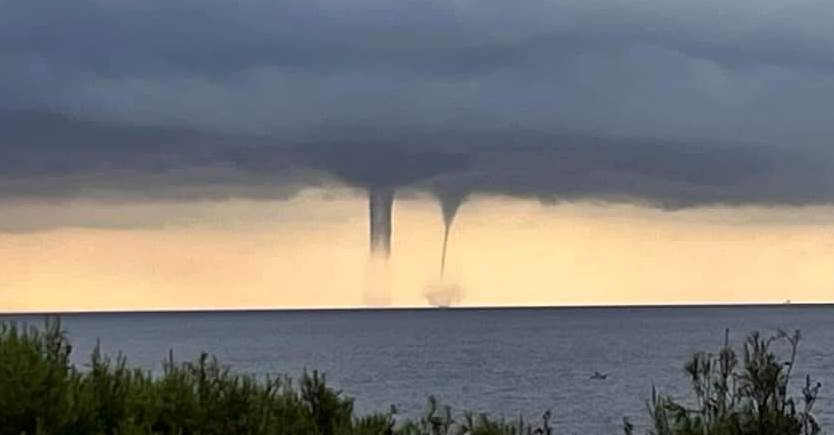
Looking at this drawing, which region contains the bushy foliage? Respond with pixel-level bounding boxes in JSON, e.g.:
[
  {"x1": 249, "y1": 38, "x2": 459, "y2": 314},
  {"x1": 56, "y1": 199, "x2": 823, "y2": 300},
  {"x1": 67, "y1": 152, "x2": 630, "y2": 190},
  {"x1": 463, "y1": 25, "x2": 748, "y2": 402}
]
[
  {"x1": 1, "y1": 319, "x2": 824, "y2": 435},
  {"x1": 626, "y1": 329, "x2": 821, "y2": 435},
  {"x1": 396, "y1": 397, "x2": 553, "y2": 435},
  {"x1": 0, "y1": 319, "x2": 391, "y2": 435},
  {"x1": 0, "y1": 319, "x2": 555, "y2": 435}
]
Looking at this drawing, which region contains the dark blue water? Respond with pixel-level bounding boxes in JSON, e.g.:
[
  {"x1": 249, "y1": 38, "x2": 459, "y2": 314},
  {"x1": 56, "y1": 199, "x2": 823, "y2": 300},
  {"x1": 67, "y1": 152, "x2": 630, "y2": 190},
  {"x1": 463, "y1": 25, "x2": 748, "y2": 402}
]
[{"x1": 4, "y1": 306, "x2": 834, "y2": 434}]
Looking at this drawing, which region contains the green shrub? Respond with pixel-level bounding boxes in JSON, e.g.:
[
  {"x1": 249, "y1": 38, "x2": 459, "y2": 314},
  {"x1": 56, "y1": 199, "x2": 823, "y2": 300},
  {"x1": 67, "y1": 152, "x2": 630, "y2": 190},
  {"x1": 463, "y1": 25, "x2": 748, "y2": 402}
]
[
  {"x1": 0, "y1": 319, "x2": 547, "y2": 435},
  {"x1": 396, "y1": 397, "x2": 552, "y2": 435},
  {"x1": 0, "y1": 319, "x2": 76, "y2": 435},
  {"x1": 0, "y1": 318, "x2": 393, "y2": 435},
  {"x1": 627, "y1": 329, "x2": 821, "y2": 435},
  {"x1": 2, "y1": 319, "x2": 824, "y2": 435}
]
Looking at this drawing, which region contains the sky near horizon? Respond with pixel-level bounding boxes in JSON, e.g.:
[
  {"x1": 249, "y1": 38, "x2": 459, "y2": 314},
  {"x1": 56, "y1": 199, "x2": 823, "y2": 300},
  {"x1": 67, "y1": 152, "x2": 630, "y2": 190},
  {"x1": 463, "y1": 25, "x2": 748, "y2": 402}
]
[
  {"x1": 2, "y1": 0, "x2": 834, "y2": 310},
  {"x1": 2, "y1": 189, "x2": 834, "y2": 311}
]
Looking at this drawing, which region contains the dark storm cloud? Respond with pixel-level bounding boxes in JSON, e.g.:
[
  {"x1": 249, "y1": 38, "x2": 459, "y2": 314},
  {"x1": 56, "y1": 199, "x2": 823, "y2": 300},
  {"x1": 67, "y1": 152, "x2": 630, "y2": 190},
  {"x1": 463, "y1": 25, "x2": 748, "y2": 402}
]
[
  {"x1": 0, "y1": 110, "x2": 317, "y2": 203},
  {"x1": 2, "y1": 0, "x2": 834, "y2": 231},
  {"x1": 3, "y1": 1, "x2": 832, "y2": 77},
  {"x1": 2, "y1": 0, "x2": 834, "y2": 143},
  {"x1": 3, "y1": 110, "x2": 833, "y2": 211}
]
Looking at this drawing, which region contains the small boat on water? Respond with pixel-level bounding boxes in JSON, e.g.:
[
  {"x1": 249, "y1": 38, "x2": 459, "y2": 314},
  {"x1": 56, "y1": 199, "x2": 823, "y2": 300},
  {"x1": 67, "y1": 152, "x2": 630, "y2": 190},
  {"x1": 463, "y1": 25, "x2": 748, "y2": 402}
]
[{"x1": 590, "y1": 371, "x2": 608, "y2": 380}]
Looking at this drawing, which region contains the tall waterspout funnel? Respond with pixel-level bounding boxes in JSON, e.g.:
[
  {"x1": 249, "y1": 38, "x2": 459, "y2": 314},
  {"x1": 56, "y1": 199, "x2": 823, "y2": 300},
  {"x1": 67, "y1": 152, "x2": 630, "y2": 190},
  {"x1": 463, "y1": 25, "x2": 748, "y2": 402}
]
[
  {"x1": 426, "y1": 190, "x2": 466, "y2": 307},
  {"x1": 368, "y1": 186, "x2": 394, "y2": 257},
  {"x1": 364, "y1": 186, "x2": 394, "y2": 306}
]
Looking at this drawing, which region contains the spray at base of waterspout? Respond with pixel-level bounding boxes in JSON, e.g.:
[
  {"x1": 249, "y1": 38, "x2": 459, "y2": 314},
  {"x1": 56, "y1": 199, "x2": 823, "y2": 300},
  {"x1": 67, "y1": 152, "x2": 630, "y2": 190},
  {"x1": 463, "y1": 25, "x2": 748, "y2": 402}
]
[{"x1": 423, "y1": 280, "x2": 464, "y2": 308}]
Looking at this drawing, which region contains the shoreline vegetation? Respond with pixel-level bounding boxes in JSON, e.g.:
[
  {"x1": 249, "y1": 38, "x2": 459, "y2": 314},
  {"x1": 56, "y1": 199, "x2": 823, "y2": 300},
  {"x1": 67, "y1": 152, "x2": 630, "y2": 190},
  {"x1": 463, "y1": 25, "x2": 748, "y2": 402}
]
[{"x1": 0, "y1": 319, "x2": 822, "y2": 435}]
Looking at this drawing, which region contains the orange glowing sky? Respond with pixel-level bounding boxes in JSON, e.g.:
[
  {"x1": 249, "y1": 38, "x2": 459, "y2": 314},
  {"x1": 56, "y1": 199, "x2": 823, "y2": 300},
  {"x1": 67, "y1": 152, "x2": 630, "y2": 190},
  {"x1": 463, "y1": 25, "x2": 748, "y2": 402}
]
[{"x1": 1, "y1": 189, "x2": 833, "y2": 312}]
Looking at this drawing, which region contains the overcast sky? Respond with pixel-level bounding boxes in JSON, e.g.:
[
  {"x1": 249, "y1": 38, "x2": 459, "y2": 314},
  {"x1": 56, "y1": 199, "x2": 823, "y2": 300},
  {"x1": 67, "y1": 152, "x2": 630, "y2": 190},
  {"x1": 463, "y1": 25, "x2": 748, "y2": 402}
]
[
  {"x1": 2, "y1": 0, "x2": 833, "y2": 140},
  {"x1": 4, "y1": 1, "x2": 834, "y2": 309},
  {"x1": 2, "y1": 0, "x2": 834, "y2": 211}
]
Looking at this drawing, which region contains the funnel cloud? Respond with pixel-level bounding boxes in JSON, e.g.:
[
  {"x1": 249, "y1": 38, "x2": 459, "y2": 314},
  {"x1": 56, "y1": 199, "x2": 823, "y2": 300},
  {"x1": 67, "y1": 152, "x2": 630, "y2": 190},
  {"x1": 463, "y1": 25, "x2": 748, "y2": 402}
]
[
  {"x1": 434, "y1": 190, "x2": 467, "y2": 278},
  {"x1": 368, "y1": 187, "x2": 395, "y2": 257}
]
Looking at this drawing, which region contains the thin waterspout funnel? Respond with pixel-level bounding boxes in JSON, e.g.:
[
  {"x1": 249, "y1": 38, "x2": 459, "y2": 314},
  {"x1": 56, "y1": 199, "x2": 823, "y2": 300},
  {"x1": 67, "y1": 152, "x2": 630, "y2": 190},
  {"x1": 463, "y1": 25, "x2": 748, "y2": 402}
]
[
  {"x1": 437, "y1": 191, "x2": 466, "y2": 278},
  {"x1": 424, "y1": 190, "x2": 468, "y2": 307},
  {"x1": 439, "y1": 204, "x2": 458, "y2": 278}
]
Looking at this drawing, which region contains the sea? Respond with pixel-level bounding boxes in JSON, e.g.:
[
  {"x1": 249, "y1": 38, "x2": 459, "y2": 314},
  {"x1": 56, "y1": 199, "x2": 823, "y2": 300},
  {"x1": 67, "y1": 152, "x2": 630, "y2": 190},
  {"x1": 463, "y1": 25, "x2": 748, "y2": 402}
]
[{"x1": 3, "y1": 305, "x2": 834, "y2": 434}]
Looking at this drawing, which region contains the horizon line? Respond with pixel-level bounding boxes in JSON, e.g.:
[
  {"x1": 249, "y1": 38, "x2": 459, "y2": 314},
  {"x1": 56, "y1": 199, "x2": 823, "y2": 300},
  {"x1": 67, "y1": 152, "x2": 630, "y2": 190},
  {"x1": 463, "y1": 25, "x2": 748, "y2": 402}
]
[{"x1": 1, "y1": 300, "x2": 828, "y2": 316}]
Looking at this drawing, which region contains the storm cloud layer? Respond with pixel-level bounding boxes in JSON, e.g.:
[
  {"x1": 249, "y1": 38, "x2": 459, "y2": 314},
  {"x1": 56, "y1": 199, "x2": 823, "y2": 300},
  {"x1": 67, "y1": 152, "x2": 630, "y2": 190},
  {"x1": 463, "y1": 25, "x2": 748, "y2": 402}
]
[
  {"x1": 3, "y1": 111, "x2": 833, "y2": 208},
  {"x1": 3, "y1": 0, "x2": 834, "y2": 142},
  {"x1": 2, "y1": 0, "x2": 834, "y2": 230}
]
